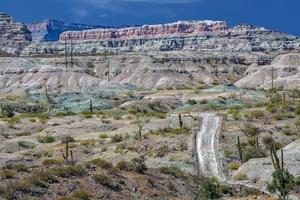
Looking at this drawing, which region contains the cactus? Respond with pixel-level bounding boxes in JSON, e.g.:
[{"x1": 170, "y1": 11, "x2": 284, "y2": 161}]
[
  {"x1": 270, "y1": 141, "x2": 284, "y2": 171},
  {"x1": 179, "y1": 113, "x2": 183, "y2": 128},
  {"x1": 60, "y1": 136, "x2": 75, "y2": 163},
  {"x1": 237, "y1": 136, "x2": 243, "y2": 164},
  {"x1": 89, "y1": 99, "x2": 93, "y2": 114}
]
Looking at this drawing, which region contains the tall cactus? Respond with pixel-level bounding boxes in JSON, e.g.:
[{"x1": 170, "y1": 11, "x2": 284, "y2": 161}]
[
  {"x1": 270, "y1": 141, "x2": 284, "y2": 171},
  {"x1": 237, "y1": 136, "x2": 243, "y2": 164},
  {"x1": 179, "y1": 113, "x2": 183, "y2": 128},
  {"x1": 89, "y1": 99, "x2": 93, "y2": 114}
]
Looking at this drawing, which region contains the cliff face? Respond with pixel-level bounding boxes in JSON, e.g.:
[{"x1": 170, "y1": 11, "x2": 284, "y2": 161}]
[
  {"x1": 59, "y1": 20, "x2": 229, "y2": 41},
  {"x1": 0, "y1": 13, "x2": 31, "y2": 42},
  {"x1": 27, "y1": 20, "x2": 136, "y2": 42}
]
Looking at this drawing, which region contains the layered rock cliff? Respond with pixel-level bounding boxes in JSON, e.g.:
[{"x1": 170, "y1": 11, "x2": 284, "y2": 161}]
[
  {"x1": 0, "y1": 13, "x2": 31, "y2": 42},
  {"x1": 59, "y1": 20, "x2": 229, "y2": 41},
  {"x1": 0, "y1": 13, "x2": 31, "y2": 55},
  {"x1": 27, "y1": 19, "x2": 136, "y2": 42}
]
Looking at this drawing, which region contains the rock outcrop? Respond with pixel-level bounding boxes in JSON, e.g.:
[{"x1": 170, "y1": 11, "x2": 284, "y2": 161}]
[
  {"x1": 59, "y1": 20, "x2": 229, "y2": 41},
  {"x1": 27, "y1": 19, "x2": 134, "y2": 42},
  {"x1": 0, "y1": 13, "x2": 31, "y2": 42},
  {"x1": 0, "y1": 13, "x2": 31, "y2": 55},
  {"x1": 235, "y1": 53, "x2": 300, "y2": 90}
]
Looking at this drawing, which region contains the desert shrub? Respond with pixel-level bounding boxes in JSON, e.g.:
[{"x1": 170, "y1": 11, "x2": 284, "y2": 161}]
[
  {"x1": 146, "y1": 112, "x2": 166, "y2": 119},
  {"x1": 274, "y1": 113, "x2": 288, "y2": 121},
  {"x1": 296, "y1": 104, "x2": 300, "y2": 115},
  {"x1": 38, "y1": 134, "x2": 56, "y2": 143},
  {"x1": 156, "y1": 145, "x2": 169, "y2": 157},
  {"x1": 267, "y1": 169, "x2": 295, "y2": 200},
  {"x1": 266, "y1": 103, "x2": 277, "y2": 113},
  {"x1": 243, "y1": 146, "x2": 267, "y2": 162},
  {"x1": 99, "y1": 133, "x2": 108, "y2": 139},
  {"x1": 16, "y1": 131, "x2": 31, "y2": 137},
  {"x1": 241, "y1": 124, "x2": 260, "y2": 137},
  {"x1": 249, "y1": 110, "x2": 264, "y2": 119},
  {"x1": 228, "y1": 162, "x2": 240, "y2": 170},
  {"x1": 17, "y1": 140, "x2": 36, "y2": 149},
  {"x1": 42, "y1": 158, "x2": 64, "y2": 167},
  {"x1": 52, "y1": 165, "x2": 85, "y2": 178},
  {"x1": 153, "y1": 127, "x2": 189, "y2": 137},
  {"x1": 37, "y1": 113, "x2": 48, "y2": 124},
  {"x1": 4, "y1": 163, "x2": 29, "y2": 172},
  {"x1": 115, "y1": 158, "x2": 147, "y2": 174},
  {"x1": 187, "y1": 99, "x2": 197, "y2": 105},
  {"x1": 7, "y1": 117, "x2": 21, "y2": 127},
  {"x1": 116, "y1": 161, "x2": 129, "y2": 171},
  {"x1": 81, "y1": 111, "x2": 92, "y2": 118},
  {"x1": 262, "y1": 136, "x2": 274, "y2": 146},
  {"x1": 228, "y1": 108, "x2": 241, "y2": 120},
  {"x1": 234, "y1": 173, "x2": 248, "y2": 180},
  {"x1": 200, "y1": 99, "x2": 208, "y2": 104},
  {"x1": 80, "y1": 139, "x2": 96, "y2": 147},
  {"x1": 159, "y1": 165, "x2": 189, "y2": 180},
  {"x1": 196, "y1": 177, "x2": 229, "y2": 200},
  {"x1": 72, "y1": 189, "x2": 93, "y2": 200},
  {"x1": 0, "y1": 169, "x2": 14, "y2": 179},
  {"x1": 111, "y1": 134, "x2": 123, "y2": 143},
  {"x1": 224, "y1": 150, "x2": 233, "y2": 158},
  {"x1": 87, "y1": 158, "x2": 113, "y2": 170},
  {"x1": 92, "y1": 174, "x2": 119, "y2": 190}
]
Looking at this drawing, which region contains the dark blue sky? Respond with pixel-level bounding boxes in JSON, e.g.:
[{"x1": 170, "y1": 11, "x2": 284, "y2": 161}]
[{"x1": 1, "y1": 0, "x2": 299, "y2": 36}]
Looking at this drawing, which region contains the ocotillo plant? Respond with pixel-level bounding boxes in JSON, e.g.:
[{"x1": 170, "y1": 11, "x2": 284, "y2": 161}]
[
  {"x1": 179, "y1": 113, "x2": 183, "y2": 128},
  {"x1": 237, "y1": 136, "x2": 243, "y2": 164},
  {"x1": 89, "y1": 99, "x2": 93, "y2": 114}
]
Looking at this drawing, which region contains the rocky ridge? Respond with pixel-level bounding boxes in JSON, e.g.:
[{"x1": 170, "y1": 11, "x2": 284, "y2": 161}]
[{"x1": 27, "y1": 19, "x2": 136, "y2": 42}]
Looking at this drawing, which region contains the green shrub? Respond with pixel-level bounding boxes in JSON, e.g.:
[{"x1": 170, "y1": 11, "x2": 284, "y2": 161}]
[
  {"x1": 52, "y1": 165, "x2": 85, "y2": 178},
  {"x1": 80, "y1": 139, "x2": 96, "y2": 147},
  {"x1": 81, "y1": 111, "x2": 92, "y2": 119},
  {"x1": 42, "y1": 158, "x2": 64, "y2": 167},
  {"x1": 7, "y1": 117, "x2": 21, "y2": 127},
  {"x1": 241, "y1": 124, "x2": 260, "y2": 137},
  {"x1": 111, "y1": 134, "x2": 123, "y2": 143},
  {"x1": 249, "y1": 110, "x2": 264, "y2": 119},
  {"x1": 4, "y1": 163, "x2": 29, "y2": 172},
  {"x1": 72, "y1": 189, "x2": 93, "y2": 200},
  {"x1": 92, "y1": 174, "x2": 119, "y2": 189},
  {"x1": 99, "y1": 133, "x2": 108, "y2": 139},
  {"x1": 37, "y1": 113, "x2": 49, "y2": 124},
  {"x1": 234, "y1": 173, "x2": 248, "y2": 180},
  {"x1": 196, "y1": 177, "x2": 229, "y2": 200},
  {"x1": 187, "y1": 99, "x2": 197, "y2": 105},
  {"x1": 224, "y1": 150, "x2": 233, "y2": 158},
  {"x1": 38, "y1": 134, "x2": 56, "y2": 143},
  {"x1": 87, "y1": 158, "x2": 113, "y2": 170},
  {"x1": 243, "y1": 146, "x2": 267, "y2": 162},
  {"x1": 0, "y1": 169, "x2": 14, "y2": 179},
  {"x1": 115, "y1": 158, "x2": 147, "y2": 174},
  {"x1": 274, "y1": 113, "x2": 287, "y2": 121},
  {"x1": 228, "y1": 162, "x2": 240, "y2": 170},
  {"x1": 159, "y1": 165, "x2": 189, "y2": 180}
]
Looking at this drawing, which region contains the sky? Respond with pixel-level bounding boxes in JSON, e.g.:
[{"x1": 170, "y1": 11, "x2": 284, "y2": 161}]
[{"x1": 0, "y1": 0, "x2": 299, "y2": 36}]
